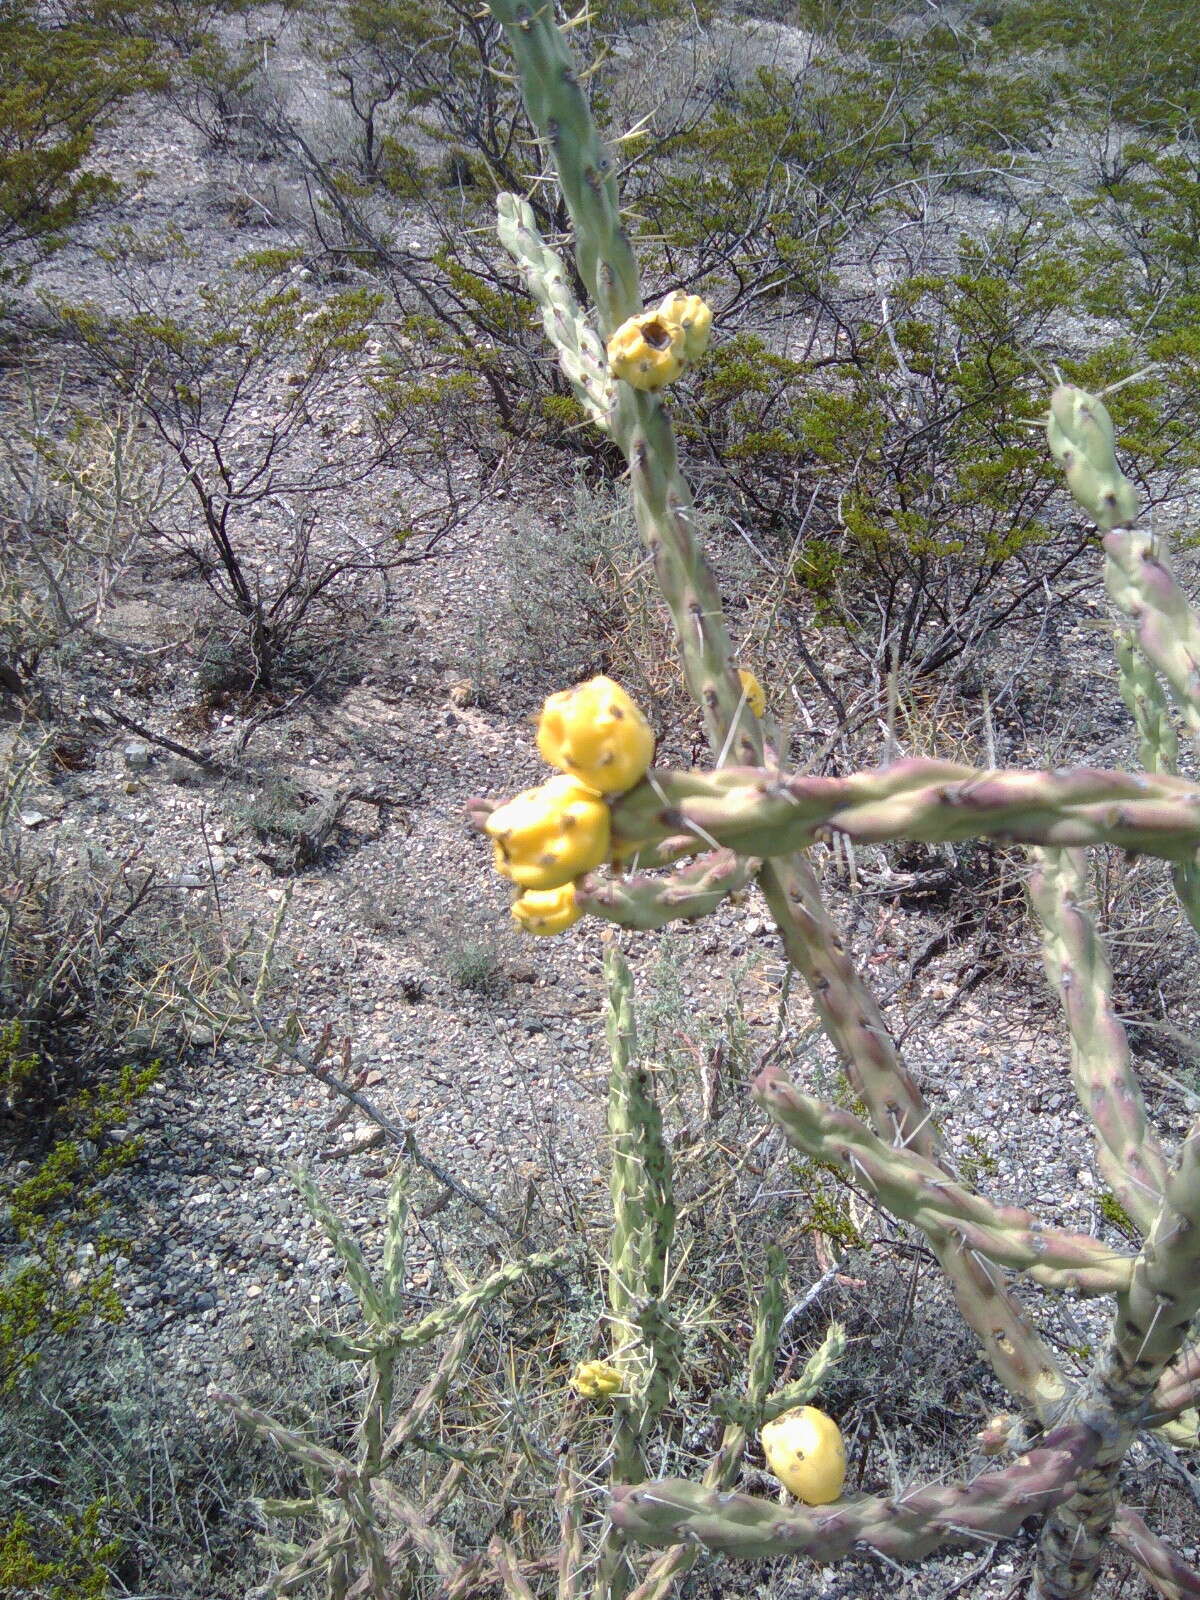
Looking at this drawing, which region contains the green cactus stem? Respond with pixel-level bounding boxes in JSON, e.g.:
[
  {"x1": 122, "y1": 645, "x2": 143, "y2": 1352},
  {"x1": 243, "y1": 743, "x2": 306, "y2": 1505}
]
[
  {"x1": 761, "y1": 1321, "x2": 846, "y2": 1423},
  {"x1": 755, "y1": 1066, "x2": 1134, "y2": 1295},
  {"x1": 1104, "y1": 526, "x2": 1200, "y2": 750},
  {"x1": 1026, "y1": 849, "x2": 1170, "y2": 1233},
  {"x1": 484, "y1": 0, "x2": 640, "y2": 337},
  {"x1": 577, "y1": 849, "x2": 757, "y2": 929},
  {"x1": 497, "y1": 191, "x2": 615, "y2": 429},
  {"x1": 610, "y1": 1424, "x2": 1099, "y2": 1562},
  {"x1": 1118, "y1": 631, "x2": 1181, "y2": 776},
  {"x1": 600, "y1": 945, "x2": 679, "y2": 1600},
  {"x1": 321, "y1": 1248, "x2": 569, "y2": 1361},
  {"x1": 604, "y1": 759, "x2": 1200, "y2": 864},
  {"x1": 1045, "y1": 384, "x2": 1139, "y2": 534},
  {"x1": 1035, "y1": 1117, "x2": 1200, "y2": 1597}
]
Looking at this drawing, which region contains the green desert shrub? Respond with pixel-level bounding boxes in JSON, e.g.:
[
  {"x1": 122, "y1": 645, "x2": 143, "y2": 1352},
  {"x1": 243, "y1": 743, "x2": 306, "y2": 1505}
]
[{"x1": 0, "y1": 1, "x2": 159, "y2": 282}]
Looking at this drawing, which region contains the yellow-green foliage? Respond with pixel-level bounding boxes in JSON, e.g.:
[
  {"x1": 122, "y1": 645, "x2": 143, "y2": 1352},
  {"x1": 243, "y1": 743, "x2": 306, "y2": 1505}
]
[
  {"x1": 0, "y1": 1, "x2": 158, "y2": 274},
  {"x1": 986, "y1": 0, "x2": 1200, "y2": 135},
  {"x1": 1, "y1": 1019, "x2": 39, "y2": 1109},
  {"x1": 0, "y1": 1042, "x2": 157, "y2": 1394},
  {"x1": 0, "y1": 1505, "x2": 119, "y2": 1600}
]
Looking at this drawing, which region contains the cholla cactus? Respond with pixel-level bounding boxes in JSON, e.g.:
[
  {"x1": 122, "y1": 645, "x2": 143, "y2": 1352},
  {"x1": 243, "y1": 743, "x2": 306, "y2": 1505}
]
[
  {"x1": 472, "y1": 3, "x2": 1200, "y2": 1597},
  {"x1": 216, "y1": 1169, "x2": 567, "y2": 1598}
]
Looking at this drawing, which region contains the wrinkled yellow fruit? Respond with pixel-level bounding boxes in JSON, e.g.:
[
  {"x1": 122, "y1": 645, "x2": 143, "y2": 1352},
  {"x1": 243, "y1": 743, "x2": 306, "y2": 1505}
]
[
  {"x1": 537, "y1": 676, "x2": 655, "y2": 796},
  {"x1": 510, "y1": 883, "x2": 582, "y2": 936},
  {"x1": 659, "y1": 290, "x2": 712, "y2": 360},
  {"x1": 760, "y1": 1406, "x2": 846, "y2": 1505},
  {"x1": 486, "y1": 774, "x2": 611, "y2": 891},
  {"x1": 571, "y1": 1359, "x2": 622, "y2": 1399},
  {"x1": 737, "y1": 667, "x2": 766, "y2": 718},
  {"x1": 607, "y1": 311, "x2": 687, "y2": 391}
]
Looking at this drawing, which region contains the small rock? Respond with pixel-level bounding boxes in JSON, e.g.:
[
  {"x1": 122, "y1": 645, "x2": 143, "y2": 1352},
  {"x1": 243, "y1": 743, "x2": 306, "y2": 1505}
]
[{"x1": 123, "y1": 740, "x2": 152, "y2": 771}]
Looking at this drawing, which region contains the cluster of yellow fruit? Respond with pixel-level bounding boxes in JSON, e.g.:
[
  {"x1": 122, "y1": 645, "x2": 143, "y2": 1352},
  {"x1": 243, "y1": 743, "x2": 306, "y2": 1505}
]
[
  {"x1": 486, "y1": 676, "x2": 656, "y2": 936},
  {"x1": 606, "y1": 290, "x2": 713, "y2": 392}
]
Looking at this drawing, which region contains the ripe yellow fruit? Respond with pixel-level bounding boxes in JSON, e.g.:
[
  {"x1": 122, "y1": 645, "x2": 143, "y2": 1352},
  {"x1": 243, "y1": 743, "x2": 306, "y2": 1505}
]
[
  {"x1": 537, "y1": 676, "x2": 655, "y2": 796},
  {"x1": 737, "y1": 667, "x2": 766, "y2": 719},
  {"x1": 486, "y1": 774, "x2": 610, "y2": 891},
  {"x1": 570, "y1": 1359, "x2": 622, "y2": 1399},
  {"x1": 607, "y1": 310, "x2": 687, "y2": 391},
  {"x1": 658, "y1": 290, "x2": 713, "y2": 360},
  {"x1": 510, "y1": 883, "x2": 582, "y2": 936},
  {"x1": 760, "y1": 1406, "x2": 846, "y2": 1505}
]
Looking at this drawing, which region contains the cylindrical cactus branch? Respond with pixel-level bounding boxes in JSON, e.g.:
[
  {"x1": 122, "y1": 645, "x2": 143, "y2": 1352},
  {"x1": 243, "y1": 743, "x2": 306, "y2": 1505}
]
[
  {"x1": 484, "y1": 0, "x2": 640, "y2": 336},
  {"x1": 576, "y1": 849, "x2": 758, "y2": 929},
  {"x1": 497, "y1": 192, "x2": 616, "y2": 429},
  {"x1": 1113, "y1": 1508, "x2": 1200, "y2": 1600},
  {"x1": 600, "y1": 945, "x2": 680, "y2": 1600},
  {"x1": 1103, "y1": 525, "x2": 1200, "y2": 750},
  {"x1": 754, "y1": 1067, "x2": 1136, "y2": 1296},
  {"x1": 609, "y1": 1424, "x2": 1099, "y2": 1563},
  {"x1": 605, "y1": 760, "x2": 1200, "y2": 864},
  {"x1": 485, "y1": 0, "x2": 1064, "y2": 1416},
  {"x1": 326, "y1": 1248, "x2": 570, "y2": 1361},
  {"x1": 1114, "y1": 629, "x2": 1200, "y2": 934},
  {"x1": 1118, "y1": 630, "x2": 1182, "y2": 776},
  {"x1": 604, "y1": 947, "x2": 681, "y2": 1472},
  {"x1": 1034, "y1": 1117, "x2": 1200, "y2": 1598},
  {"x1": 1026, "y1": 848, "x2": 1170, "y2": 1233},
  {"x1": 1044, "y1": 383, "x2": 1200, "y2": 935}
]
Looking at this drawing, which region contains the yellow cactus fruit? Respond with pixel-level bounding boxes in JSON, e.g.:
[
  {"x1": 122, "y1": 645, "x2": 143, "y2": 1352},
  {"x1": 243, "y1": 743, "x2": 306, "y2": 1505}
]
[
  {"x1": 737, "y1": 667, "x2": 766, "y2": 718},
  {"x1": 511, "y1": 883, "x2": 582, "y2": 936},
  {"x1": 571, "y1": 1359, "x2": 622, "y2": 1399},
  {"x1": 659, "y1": 290, "x2": 713, "y2": 360},
  {"x1": 486, "y1": 774, "x2": 610, "y2": 891},
  {"x1": 760, "y1": 1406, "x2": 846, "y2": 1505},
  {"x1": 607, "y1": 310, "x2": 687, "y2": 391},
  {"x1": 537, "y1": 676, "x2": 656, "y2": 796}
]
